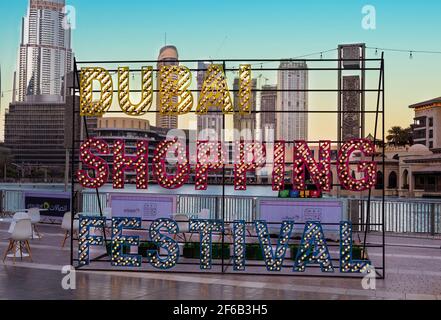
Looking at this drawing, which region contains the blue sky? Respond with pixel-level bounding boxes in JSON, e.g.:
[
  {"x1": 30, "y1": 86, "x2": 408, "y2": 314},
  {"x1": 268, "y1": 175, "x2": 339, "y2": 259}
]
[{"x1": 1, "y1": 0, "x2": 441, "y2": 139}]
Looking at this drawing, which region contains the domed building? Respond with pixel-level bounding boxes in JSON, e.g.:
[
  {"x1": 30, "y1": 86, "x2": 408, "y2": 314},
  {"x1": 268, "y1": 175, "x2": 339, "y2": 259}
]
[{"x1": 380, "y1": 97, "x2": 441, "y2": 198}]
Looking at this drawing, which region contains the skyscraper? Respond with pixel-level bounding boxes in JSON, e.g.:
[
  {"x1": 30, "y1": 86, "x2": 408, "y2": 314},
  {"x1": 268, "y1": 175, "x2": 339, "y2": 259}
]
[
  {"x1": 338, "y1": 44, "x2": 366, "y2": 142},
  {"x1": 155, "y1": 45, "x2": 179, "y2": 129},
  {"x1": 5, "y1": 73, "x2": 97, "y2": 171},
  {"x1": 342, "y1": 76, "x2": 361, "y2": 141},
  {"x1": 233, "y1": 78, "x2": 257, "y2": 140},
  {"x1": 196, "y1": 61, "x2": 224, "y2": 141},
  {"x1": 276, "y1": 61, "x2": 308, "y2": 141},
  {"x1": 15, "y1": 0, "x2": 73, "y2": 103},
  {"x1": 260, "y1": 84, "x2": 277, "y2": 137}
]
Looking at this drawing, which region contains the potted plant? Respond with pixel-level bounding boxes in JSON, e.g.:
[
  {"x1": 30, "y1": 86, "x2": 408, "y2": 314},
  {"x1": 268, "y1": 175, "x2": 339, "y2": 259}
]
[
  {"x1": 289, "y1": 244, "x2": 299, "y2": 259},
  {"x1": 183, "y1": 243, "x2": 200, "y2": 259},
  {"x1": 246, "y1": 243, "x2": 264, "y2": 260},
  {"x1": 138, "y1": 241, "x2": 158, "y2": 257},
  {"x1": 183, "y1": 243, "x2": 230, "y2": 259}
]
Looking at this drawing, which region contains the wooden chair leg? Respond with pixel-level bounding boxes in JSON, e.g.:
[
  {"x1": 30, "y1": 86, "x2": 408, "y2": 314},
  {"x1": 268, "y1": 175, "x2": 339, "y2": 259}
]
[
  {"x1": 25, "y1": 241, "x2": 33, "y2": 262},
  {"x1": 12, "y1": 241, "x2": 16, "y2": 264},
  {"x1": 19, "y1": 242, "x2": 23, "y2": 260},
  {"x1": 61, "y1": 231, "x2": 69, "y2": 248},
  {"x1": 3, "y1": 240, "x2": 13, "y2": 262},
  {"x1": 33, "y1": 225, "x2": 42, "y2": 239}
]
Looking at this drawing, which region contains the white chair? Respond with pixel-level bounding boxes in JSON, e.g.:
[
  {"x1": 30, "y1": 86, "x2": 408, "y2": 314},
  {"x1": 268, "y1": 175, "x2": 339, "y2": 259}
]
[
  {"x1": 173, "y1": 214, "x2": 192, "y2": 242},
  {"x1": 61, "y1": 212, "x2": 80, "y2": 248},
  {"x1": 13, "y1": 212, "x2": 29, "y2": 220},
  {"x1": 8, "y1": 212, "x2": 30, "y2": 233},
  {"x1": 27, "y1": 208, "x2": 42, "y2": 239},
  {"x1": 3, "y1": 218, "x2": 33, "y2": 263}
]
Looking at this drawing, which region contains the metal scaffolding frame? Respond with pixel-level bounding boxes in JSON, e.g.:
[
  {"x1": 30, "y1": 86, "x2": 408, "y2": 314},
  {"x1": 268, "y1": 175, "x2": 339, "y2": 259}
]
[{"x1": 70, "y1": 55, "x2": 385, "y2": 279}]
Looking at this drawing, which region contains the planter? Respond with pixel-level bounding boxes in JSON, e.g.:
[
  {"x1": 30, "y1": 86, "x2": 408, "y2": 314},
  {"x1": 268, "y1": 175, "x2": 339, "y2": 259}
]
[
  {"x1": 183, "y1": 243, "x2": 230, "y2": 259},
  {"x1": 352, "y1": 245, "x2": 366, "y2": 260},
  {"x1": 289, "y1": 244, "x2": 299, "y2": 260},
  {"x1": 138, "y1": 242, "x2": 158, "y2": 257},
  {"x1": 246, "y1": 244, "x2": 264, "y2": 261},
  {"x1": 245, "y1": 244, "x2": 299, "y2": 261}
]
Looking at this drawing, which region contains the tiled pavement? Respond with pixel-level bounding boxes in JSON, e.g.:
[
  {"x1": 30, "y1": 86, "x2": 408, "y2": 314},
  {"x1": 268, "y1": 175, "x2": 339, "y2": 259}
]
[{"x1": 0, "y1": 222, "x2": 440, "y2": 300}]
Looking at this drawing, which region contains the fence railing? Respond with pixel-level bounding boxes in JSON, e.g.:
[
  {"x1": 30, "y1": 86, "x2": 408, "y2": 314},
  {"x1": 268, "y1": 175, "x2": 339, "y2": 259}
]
[
  {"x1": 351, "y1": 199, "x2": 441, "y2": 235},
  {"x1": 82, "y1": 192, "x2": 257, "y2": 222},
  {"x1": 2, "y1": 188, "x2": 440, "y2": 236}
]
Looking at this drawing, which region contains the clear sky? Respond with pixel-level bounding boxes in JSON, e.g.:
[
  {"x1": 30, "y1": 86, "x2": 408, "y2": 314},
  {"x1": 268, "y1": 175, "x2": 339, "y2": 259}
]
[{"x1": 1, "y1": 0, "x2": 441, "y2": 141}]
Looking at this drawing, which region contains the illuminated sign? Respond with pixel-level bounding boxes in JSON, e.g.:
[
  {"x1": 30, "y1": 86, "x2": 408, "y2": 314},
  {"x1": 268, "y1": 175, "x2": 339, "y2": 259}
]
[
  {"x1": 76, "y1": 64, "x2": 377, "y2": 275},
  {"x1": 80, "y1": 64, "x2": 252, "y2": 117},
  {"x1": 78, "y1": 217, "x2": 371, "y2": 274},
  {"x1": 77, "y1": 138, "x2": 377, "y2": 192}
]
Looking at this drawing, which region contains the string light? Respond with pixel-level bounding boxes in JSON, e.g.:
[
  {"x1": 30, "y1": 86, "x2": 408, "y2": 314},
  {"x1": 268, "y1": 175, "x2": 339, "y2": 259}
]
[
  {"x1": 152, "y1": 139, "x2": 190, "y2": 189},
  {"x1": 113, "y1": 139, "x2": 149, "y2": 190},
  {"x1": 293, "y1": 140, "x2": 331, "y2": 191},
  {"x1": 367, "y1": 46, "x2": 441, "y2": 56},
  {"x1": 233, "y1": 221, "x2": 246, "y2": 271},
  {"x1": 255, "y1": 221, "x2": 294, "y2": 272},
  {"x1": 272, "y1": 141, "x2": 286, "y2": 191},
  {"x1": 111, "y1": 217, "x2": 142, "y2": 267},
  {"x1": 238, "y1": 64, "x2": 252, "y2": 114},
  {"x1": 190, "y1": 219, "x2": 224, "y2": 270},
  {"x1": 80, "y1": 67, "x2": 113, "y2": 116},
  {"x1": 159, "y1": 65, "x2": 193, "y2": 115},
  {"x1": 294, "y1": 221, "x2": 334, "y2": 273},
  {"x1": 118, "y1": 66, "x2": 153, "y2": 116},
  {"x1": 196, "y1": 64, "x2": 233, "y2": 114},
  {"x1": 147, "y1": 219, "x2": 179, "y2": 270},
  {"x1": 234, "y1": 141, "x2": 266, "y2": 191},
  {"x1": 195, "y1": 141, "x2": 225, "y2": 191},
  {"x1": 337, "y1": 139, "x2": 377, "y2": 191},
  {"x1": 78, "y1": 216, "x2": 105, "y2": 266},
  {"x1": 340, "y1": 222, "x2": 372, "y2": 273},
  {"x1": 77, "y1": 139, "x2": 110, "y2": 189},
  {"x1": 249, "y1": 48, "x2": 338, "y2": 67}
]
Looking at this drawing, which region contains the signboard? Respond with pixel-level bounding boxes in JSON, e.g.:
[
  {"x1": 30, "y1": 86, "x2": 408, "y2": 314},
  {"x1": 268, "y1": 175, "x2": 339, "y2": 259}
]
[
  {"x1": 73, "y1": 59, "x2": 381, "y2": 276},
  {"x1": 110, "y1": 194, "x2": 177, "y2": 220},
  {"x1": 259, "y1": 199, "x2": 345, "y2": 233},
  {"x1": 24, "y1": 192, "x2": 70, "y2": 218}
]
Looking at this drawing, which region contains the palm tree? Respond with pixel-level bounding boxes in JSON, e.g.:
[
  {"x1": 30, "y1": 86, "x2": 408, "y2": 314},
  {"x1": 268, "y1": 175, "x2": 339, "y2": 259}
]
[{"x1": 386, "y1": 126, "x2": 413, "y2": 146}]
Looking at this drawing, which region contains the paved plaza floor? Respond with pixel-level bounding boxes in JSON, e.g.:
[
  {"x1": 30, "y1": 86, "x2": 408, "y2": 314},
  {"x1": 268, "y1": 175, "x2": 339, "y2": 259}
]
[{"x1": 0, "y1": 222, "x2": 440, "y2": 300}]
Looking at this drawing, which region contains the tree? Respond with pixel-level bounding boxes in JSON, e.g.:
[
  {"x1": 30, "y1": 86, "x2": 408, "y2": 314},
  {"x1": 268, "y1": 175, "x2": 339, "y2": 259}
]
[{"x1": 386, "y1": 126, "x2": 413, "y2": 146}]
